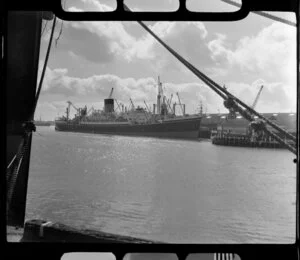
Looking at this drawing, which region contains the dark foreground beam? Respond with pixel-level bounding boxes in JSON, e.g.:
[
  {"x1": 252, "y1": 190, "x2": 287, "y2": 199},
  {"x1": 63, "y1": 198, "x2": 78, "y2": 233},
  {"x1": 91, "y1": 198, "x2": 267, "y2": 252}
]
[{"x1": 20, "y1": 219, "x2": 162, "y2": 243}]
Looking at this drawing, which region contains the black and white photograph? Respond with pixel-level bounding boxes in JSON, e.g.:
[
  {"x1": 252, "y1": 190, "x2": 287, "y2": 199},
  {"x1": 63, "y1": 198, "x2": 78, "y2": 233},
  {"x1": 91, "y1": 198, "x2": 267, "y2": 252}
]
[{"x1": 5, "y1": 0, "x2": 297, "y2": 257}]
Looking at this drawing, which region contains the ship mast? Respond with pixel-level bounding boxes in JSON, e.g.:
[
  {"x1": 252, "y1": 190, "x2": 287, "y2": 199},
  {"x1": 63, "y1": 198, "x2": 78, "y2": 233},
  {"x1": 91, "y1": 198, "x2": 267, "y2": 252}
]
[
  {"x1": 167, "y1": 94, "x2": 174, "y2": 114},
  {"x1": 157, "y1": 76, "x2": 163, "y2": 114},
  {"x1": 176, "y1": 92, "x2": 185, "y2": 116},
  {"x1": 199, "y1": 100, "x2": 203, "y2": 116}
]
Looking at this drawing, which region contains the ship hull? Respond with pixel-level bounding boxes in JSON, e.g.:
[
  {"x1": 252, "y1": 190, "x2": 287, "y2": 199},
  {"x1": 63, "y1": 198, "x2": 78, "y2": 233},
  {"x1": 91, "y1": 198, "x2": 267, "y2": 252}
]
[{"x1": 55, "y1": 117, "x2": 201, "y2": 140}]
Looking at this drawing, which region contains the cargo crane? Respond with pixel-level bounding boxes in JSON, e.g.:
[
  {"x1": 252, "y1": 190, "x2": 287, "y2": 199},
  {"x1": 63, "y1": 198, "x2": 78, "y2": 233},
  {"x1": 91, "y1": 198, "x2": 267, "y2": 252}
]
[
  {"x1": 176, "y1": 92, "x2": 185, "y2": 116},
  {"x1": 129, "y1": 98, "x2": 135, "y2": 111},
  {"x1": 161, "y1": 96, "x2": 169, "y2": 116},
  {"x1": 115, "y1": 99, "x2": 122, "y2": 112},
  {"x1": 144, "y1": 101, "x2": 151, "y2": 113},
  {"x1": 167, "y1": 94, "x2": 174, "y2": 114},
  {"x1": 124, "y1": 3, "x2": 296, "y2": 154},
  {"x1": 66, "y1": 101, "x2": 87, "y2": 118},
  {"x1": 66, "y1": 101, "x2": 79, "y2": 120},
  {"x1": 67, "y1": 100, "x2": 79, "y2": 113},
  {"x1": 157, "y1": 77, "x2": 169, "y2": 116},
  {"x1": 87, "y1": 106, "x2": 94, "y2": 115},
  {"x1": 108, "y1": 87, "x2": 114, "y2": 99},
  {"x1": 251, "y1": 85, "x2": 264, "y2": 109}
]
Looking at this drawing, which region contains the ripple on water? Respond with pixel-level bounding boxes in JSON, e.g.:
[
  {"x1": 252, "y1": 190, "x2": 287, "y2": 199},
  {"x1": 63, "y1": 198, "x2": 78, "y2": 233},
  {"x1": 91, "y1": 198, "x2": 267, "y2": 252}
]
[{"x1": 27, "y1": 129, "x2": 296, "y2": 243}]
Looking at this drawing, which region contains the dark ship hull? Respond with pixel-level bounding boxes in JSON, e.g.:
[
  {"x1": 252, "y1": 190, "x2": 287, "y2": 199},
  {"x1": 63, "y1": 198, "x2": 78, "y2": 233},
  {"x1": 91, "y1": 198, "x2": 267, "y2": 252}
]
[{"x1": 55, "y1": 116, "x2": 202, "y2": 140}]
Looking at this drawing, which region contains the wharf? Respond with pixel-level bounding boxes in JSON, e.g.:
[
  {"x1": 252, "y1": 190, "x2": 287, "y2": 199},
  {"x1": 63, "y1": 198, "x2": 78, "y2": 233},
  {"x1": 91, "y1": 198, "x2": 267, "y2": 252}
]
[{"x1": 211, "y1": 135, "x2": 287, "y2": 149}]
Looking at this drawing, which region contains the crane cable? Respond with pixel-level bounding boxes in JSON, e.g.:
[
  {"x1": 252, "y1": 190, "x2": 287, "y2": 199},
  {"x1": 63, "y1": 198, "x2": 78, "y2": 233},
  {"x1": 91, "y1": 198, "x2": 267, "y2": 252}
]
[
  {"x1": 251, "y1": 85, "x2": 263, "y2": 109},
  {"x1": 135, "y1": 13, "x2": 296, "y2": 142},
  {"x1": 123, "y1": 4, "x2": 296, "y2": 153},
  {"x1": 216, "y1": 81, "x2": 296, "y2": 143}
]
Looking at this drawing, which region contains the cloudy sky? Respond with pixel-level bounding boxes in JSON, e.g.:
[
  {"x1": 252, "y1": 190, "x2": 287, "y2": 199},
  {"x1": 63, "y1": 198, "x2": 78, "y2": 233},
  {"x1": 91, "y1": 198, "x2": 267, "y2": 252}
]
[{"x1": 35, "y1": 0, "x2": 296, "y2": 120}]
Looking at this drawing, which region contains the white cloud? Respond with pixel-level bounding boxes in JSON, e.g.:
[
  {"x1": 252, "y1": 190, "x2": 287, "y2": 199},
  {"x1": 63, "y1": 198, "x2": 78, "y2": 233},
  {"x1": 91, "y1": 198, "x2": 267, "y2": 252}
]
[
  {"x1": 124, "y1": 0, "x2": 179, "y2": 11},
  {"x1": 79, "y1": 0, "x2": 115, "y2": 11},
  {"x1": 207, "y1": 33, "x2": 230, "y2": 61},
  {"x1": 64, "y1": 9, "x2": 208, "y2": 62},
  {"x1": 205, "y1": 21, "x2": 296, "y2": 113},
  {"x1": 207, "y1": 22, "x2": 296, "y2": 85},
  {"x1": 38, "y1": 15, "x2": 297, "y2": 120},
  {"x1": 39, "y1": 64, "x2": 157, "y2": 101},
  {"x1": 223, "y1": 80, "x2": 296, "y2": 113},
  {"x1": 35, "y1": 101, "x2": 66, "y2": 120},
  {"x1": 36, "y1": 62, "x2": 296, "y2": 121}
]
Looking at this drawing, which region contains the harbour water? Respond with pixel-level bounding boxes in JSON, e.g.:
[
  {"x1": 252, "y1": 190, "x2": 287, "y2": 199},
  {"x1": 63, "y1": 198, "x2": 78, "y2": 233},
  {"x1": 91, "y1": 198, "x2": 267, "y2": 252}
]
[{"x1": 26, "y1": 126, "x2": 296, "y2": 243}]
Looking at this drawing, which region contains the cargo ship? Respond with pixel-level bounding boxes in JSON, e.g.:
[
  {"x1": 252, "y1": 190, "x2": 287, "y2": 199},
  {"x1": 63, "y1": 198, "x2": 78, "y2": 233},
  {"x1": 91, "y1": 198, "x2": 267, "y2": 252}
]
[{"x1": 55, "y1": 77, "x2": 202, "y2": 140}]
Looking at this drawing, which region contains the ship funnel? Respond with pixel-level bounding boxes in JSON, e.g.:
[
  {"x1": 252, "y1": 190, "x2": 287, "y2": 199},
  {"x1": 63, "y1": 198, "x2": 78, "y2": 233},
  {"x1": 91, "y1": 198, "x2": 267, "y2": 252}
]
[
  {"x1": 157, "y1": 76, "x2": 163, "y2": 114},
  {"x1": 104, "y1": 88, "x2": 115, "y2": 113},
  {"x1": 104, "y1": 98, "x2": 114, "y2": 113},
  {"x1": 104, "y1": 87, "x2": 115, "y2": 113}
]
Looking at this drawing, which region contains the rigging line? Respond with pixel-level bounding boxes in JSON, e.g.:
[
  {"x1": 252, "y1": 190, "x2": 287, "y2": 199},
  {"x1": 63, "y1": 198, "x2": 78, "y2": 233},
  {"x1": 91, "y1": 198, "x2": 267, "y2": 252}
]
[
  {"x1": 125, "y1": 14, "x2": 227, "y2": 99},
  {"x1": 55, "y1": 0, "x2": 66, "y2": 47},
  {"x1": 126, "y1": 7, "x2": 246, "y2": 103},
  {"x1": 187, "y1": 65, "x2": 286, "y2": 144},
  {"x1": 252, "y1": 11, "x2": 297, "y2": 27},
  {"x1": 221, "y1": 85, "x2": 297, "y2": 142},
  {"x1": 127, "y1": 11, "x2": 227, "y2": 100},
  {"x1": 125, "y1": 4, "x2": 296, "y2": 144},
  {"x1": 200, "y1": 67, "x2": 296, "y2": 142},
  {"x1": 263, "y1": 127, "x2": 296, "y2": 154},
  {"x1": 153, "y1": 35, "x2": 295, "y2": 142},
  {"x1": 6, "y1": 133, "x2": 29, "y2": 209},
  {"x1": 126, "y1": 6, "x2": 296, "y2": 152},
  {"x1": 41, "y1": 20, "x2": 48, "y2": 36},
  {"x1": 7, "y1": 155, "x2": 17, "y2": 171},
  {"x1": 202, "y1": 66, "x2": 296, "y2": 141},
  {"x1": 201, "y1": 68, "x2": 296, "y2": 141},
  {"x1": 124, "y1": 4, "x2": 234, "y2": 102},
  {"x1": 31, "y1": 15, "x2": 57, "y2": 120},
  {"x1": 55, "y1": 19, "x2": 64, "y2": 47}
]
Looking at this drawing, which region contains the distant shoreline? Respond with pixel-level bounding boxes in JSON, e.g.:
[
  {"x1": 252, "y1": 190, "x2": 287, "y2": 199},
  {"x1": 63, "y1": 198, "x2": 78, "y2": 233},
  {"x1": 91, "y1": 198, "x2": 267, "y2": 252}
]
[{"x1": 34, "y1": 120, "x2": 55, "y2": 126}]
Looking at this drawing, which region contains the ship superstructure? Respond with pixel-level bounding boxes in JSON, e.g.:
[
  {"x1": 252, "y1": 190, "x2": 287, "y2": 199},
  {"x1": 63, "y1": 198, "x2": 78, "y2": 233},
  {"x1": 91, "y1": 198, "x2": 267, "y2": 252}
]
[{"x1": 55, "y1": 77, "x2": 202, "y2": 139}]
